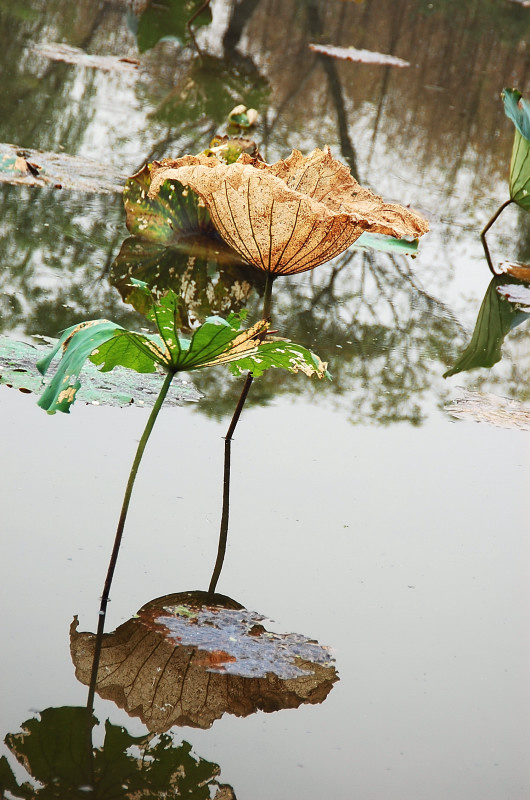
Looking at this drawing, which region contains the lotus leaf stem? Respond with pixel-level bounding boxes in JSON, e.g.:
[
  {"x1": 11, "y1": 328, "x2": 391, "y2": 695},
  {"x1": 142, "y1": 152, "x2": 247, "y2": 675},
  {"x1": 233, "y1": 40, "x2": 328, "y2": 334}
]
[
  {"x1": 87, "y1": 369, "x2": 174, "y2": 707},
  {"x1": 481, "y1": 198, "x2": 514, "y2": 275},
  {"x1": 208, "y1": 371, "x2": 254, "y2": 596},
  {"x1": 208, "y1": 273, "x2": 275, "y2": 595}
]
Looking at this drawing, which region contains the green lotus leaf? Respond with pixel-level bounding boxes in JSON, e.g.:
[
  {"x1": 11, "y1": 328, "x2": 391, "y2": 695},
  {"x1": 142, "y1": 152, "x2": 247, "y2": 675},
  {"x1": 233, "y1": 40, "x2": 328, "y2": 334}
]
[
  {"x1": 443, "y1": 277, "x2": 530, "y2": 377},
  {"x1": 35, "y1": 285, "x2": 330, "y2": 413}
]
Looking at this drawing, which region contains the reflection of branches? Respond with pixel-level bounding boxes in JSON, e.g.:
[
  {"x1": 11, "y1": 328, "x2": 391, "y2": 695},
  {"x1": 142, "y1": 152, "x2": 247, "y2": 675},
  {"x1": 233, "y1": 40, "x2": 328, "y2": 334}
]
[
  {"x1": 305, "y1": 0, "x2": 358, "y2": 179},
  {"x1": 136, "y1": 0, "x2": 268, "y2": 165},
  {"x1": 223, "y1": 0, "x2": 262, "y2": 54},
  {"x1": 367, "y1": 2, "x2": 407, "y2": 168},
  {"x1": 191, "y1": 248, "x2": 464, "y2": 425},
  {"x1": 0, "y1": 187, "x2": 142, "y2": 338},
  {"x1": 266, "y1": 60, "x2": 319, "y2": 142}
]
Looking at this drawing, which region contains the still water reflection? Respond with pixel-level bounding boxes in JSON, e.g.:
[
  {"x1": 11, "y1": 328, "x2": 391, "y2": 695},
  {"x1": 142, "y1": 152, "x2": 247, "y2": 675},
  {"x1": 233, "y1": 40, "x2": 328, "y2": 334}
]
[{"x1": 1, "y1": 1, "x2": 530, "y2": 799}]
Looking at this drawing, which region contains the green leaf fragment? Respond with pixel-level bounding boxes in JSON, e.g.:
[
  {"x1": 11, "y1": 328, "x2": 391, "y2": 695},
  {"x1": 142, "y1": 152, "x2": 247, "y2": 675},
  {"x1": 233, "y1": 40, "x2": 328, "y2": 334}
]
[
  {"x1": 37, "y1": 321, "x2": 122, "y2": 413},
  {"x1": 353, "y1": 232, "x2": 419, "y2": 255},
  {"x1": 502, "y1": 88, "x2": 530, "y2": 210},
  {"x1": 509, "y1": 129, "x2": 530, "y2": 209},
  {"x1": 503, "y1": 88, "x2": 530, "y2": 141},
  {"x1": 89, "y1": 330, "x2": 166, "y2": 372}
]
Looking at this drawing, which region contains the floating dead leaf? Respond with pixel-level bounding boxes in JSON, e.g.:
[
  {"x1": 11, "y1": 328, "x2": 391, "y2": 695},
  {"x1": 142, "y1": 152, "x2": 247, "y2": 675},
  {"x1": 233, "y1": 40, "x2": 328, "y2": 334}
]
[
  {"x1": 0, "y1": 142, "x2": 127, "y2": 193},
  {"x1": 445, "y1": 390, "x2": 530, "y2": 431},
  {"x1": 70, "y1": 591, "x2": 338, "y2": 731},
  {"x1": 309, "y1": 43, "x2": 410, "y2": 68},
  {"x1": 496, "y1": 282, "x2": 530, "y2": 309},
  {"x1": 34, "y1": 43, "x2": 140, "y2": 73},
  {"x1": 497, "y1": 260, "x2": 530, "y2": 282},
  {"x1": 148, "y1": 148, "x2": 428, "y2": 275}
]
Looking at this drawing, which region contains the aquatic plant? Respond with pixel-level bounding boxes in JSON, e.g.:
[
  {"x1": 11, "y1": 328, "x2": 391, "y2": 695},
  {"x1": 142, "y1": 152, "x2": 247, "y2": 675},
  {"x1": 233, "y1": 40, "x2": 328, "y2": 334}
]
[
  {"x1": 34, "y1": 281, "x2": 328, "y2": 645},
  {"x1": 481, "y1": 88, "x2": 530, "y2": 274}
]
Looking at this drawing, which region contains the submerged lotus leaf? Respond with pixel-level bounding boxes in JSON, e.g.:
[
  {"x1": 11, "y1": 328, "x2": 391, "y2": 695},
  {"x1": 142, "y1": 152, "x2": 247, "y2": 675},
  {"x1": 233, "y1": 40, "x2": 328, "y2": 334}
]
[
  {"x1": 70, "y1": 591, "x2": 338, "y2": 731},
  {"x1": 502, "y1": 88, "x2": 530, "y2": 210},
  {"x1": 34, "y1": 42, "x2": 140, "y2": 72},
  {"x1": 0, "y1": 142, "x2": 126, "y2": 193},
  {"x1": 148, "y1": 147, "x2": 429, "y2": 275}
]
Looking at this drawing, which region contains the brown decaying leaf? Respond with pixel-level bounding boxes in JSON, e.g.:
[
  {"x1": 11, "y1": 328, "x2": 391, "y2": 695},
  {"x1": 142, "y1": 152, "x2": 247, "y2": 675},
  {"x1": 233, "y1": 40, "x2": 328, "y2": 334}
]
[
  {"x1": 34, "y1": 43, "x2": 140, "y2": 73},
  {"x1": 497, "y1": 260, "x2": 530, "y2": 283},
  {"x1": 445, "y1": 390, "x2": 530, "y2": 431},
  {"x1": 147, "y1": 148, "x2": 428, "y2": 275},
  {"x1": 70, "y1": 592, "x2": 338, "y2": 731},
  {"x1": 309, "y1": 43, "x2": 410, "y2": 68}
]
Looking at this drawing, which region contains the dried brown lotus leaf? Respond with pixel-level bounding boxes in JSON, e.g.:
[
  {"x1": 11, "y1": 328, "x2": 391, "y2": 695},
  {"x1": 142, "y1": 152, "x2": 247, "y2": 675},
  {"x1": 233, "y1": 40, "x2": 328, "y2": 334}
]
[
  {"x1": 148, "y1": 148, "x2": 429, "y2": 275},
  {"x1": 148, "y1": 152, "x2": 221, "y2": 188},
  {"x1": 70, "y1": 593, "x2": 338, "y2": 731}
]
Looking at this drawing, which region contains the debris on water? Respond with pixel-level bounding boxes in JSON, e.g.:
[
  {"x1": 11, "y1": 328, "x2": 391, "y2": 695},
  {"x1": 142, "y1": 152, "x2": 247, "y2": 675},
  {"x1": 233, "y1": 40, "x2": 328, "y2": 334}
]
[
  {"x1": 0, "y1": 143, "x2": 127, "y2": 193},
  {"x1": 445, "y1": 390, "x2": 530, "y2": 431},
  {"x1": 33, "y1": 43, "x2": 140, "y2": 73},
  {"x1": 309, "y1": 43, "x2": 410, "y2": 68}
]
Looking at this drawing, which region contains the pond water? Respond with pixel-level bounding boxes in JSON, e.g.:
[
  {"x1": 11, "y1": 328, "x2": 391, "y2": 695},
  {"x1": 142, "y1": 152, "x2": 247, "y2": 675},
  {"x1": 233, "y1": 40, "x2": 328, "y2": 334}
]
[{"x1": 1, "y1": 1, "x2": 530, "y2": 798}]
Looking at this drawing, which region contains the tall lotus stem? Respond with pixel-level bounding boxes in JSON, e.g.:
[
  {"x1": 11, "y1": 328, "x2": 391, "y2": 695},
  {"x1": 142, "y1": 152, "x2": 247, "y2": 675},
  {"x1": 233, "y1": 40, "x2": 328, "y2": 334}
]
[
  {"x1": 208, "y1": 274, "x2": 275, "y2": 595},
  {"x1": 87, "y1": 369, "x2": 174, "y2": 707}
]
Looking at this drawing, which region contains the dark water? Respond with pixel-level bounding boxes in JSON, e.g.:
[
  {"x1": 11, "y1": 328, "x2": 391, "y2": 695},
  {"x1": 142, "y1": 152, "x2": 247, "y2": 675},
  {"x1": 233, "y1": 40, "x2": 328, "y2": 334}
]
[{"x1": 1, "y1": 1, "x2": 530, "y2": 798}]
